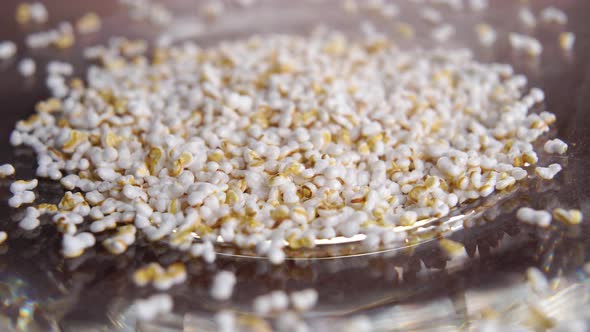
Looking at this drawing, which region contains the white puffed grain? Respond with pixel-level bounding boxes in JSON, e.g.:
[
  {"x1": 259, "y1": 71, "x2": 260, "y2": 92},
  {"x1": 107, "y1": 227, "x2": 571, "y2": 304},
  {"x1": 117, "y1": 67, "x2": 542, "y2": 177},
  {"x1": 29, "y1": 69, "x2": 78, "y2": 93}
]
[
  {"x1": 516, "y1": 207, "x2": 552, "y2": 227},
  {"x1": 553, "y1": 208, "x2": 583, "y2": 225},
  {"x1": 559, "y1": 32, "x2": 575, "y2": 51},
  {"x1": 215, "y1": 310, "x2": 235, "y2": 332},
  {"x1": 0, "y1": 41, "x2": 17, "y2": 60},
  {"x1": 468, "y1": 0, "x2": 488, "y2": 11},
  {"x1": 431, "y1": 24, "x2": 455, "y2": 43},
  {"x1": 290, "y1": 289, "x2": 318, "y2": 312},
  {"x1": 18, "y1": 58, "x2": 36, "y2": 77},
  {"x1": 0, "y1": 164, "x2": 15, "y2": 177},
  {"x1": 134, "y1": 293, "x2": 173, "y2": 321},
  {"x1": 210, "y1": 270, "x2": 237, "y2": 300},
  {"x1": 540, "y1": 6, "x2": 567, "y2": 25},
  {"x1": 421, "y1": 7, "x2": 442, "y2": 24},
  {"x1": 526, "y1": 267, "x2": 549, "y2": 295},
  {"x1": 544, "y1": 139, "x2": 568, "y2": 155},
  {"x1": 510, "y1": 33, "x2": 542, "y2": 57},
  {"x1": 475, "y1": 23, "x2": 497, "y2": 47},
  {"x1": 535, "y1": 164, "x2": 562, "y2": 180},
  {"x1": 518, "y1": 7, "x2": 536, "y2": 29}
]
